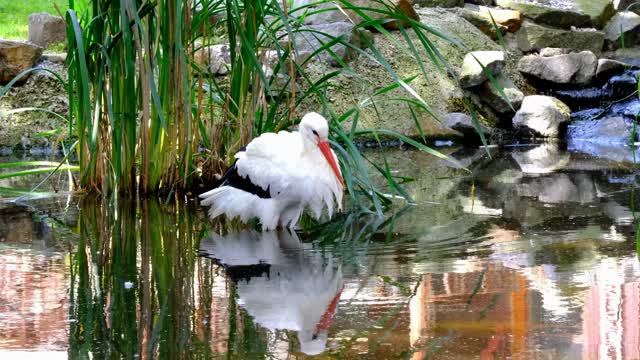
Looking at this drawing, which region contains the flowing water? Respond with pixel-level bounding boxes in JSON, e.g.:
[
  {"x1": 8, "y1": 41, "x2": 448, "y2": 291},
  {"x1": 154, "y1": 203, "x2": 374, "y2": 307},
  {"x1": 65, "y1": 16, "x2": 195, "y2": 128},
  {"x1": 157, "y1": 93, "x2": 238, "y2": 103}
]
[{"x1": 1, "y1": 143, "x2": 640, "y2": 359}]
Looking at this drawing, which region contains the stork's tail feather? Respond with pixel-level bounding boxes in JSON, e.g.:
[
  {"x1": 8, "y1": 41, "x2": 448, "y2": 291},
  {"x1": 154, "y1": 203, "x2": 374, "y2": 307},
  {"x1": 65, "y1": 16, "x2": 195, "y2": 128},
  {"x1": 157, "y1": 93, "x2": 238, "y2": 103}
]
[{"x1": 200, "y1": 186, "x2": 281, "y2": 230}]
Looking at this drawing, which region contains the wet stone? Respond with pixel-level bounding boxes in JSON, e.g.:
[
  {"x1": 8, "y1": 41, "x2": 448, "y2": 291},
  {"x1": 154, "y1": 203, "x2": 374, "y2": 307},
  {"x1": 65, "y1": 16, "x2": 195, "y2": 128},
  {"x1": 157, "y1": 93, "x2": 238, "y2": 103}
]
[{"x1": 604, "y1": 69, "x2": 639, "y2": 98}]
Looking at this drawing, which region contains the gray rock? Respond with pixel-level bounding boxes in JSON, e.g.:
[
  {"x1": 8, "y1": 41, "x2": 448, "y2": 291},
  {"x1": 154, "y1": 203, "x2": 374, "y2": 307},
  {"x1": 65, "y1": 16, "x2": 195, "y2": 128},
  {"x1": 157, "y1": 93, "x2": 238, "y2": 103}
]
[
  {"x1": 496, "y1": 0, "x2": 614, "y2": 29},
  {"x1": 603, "y1": 11, "x2": 640, "y2": 50},
  {"x1": 458, "y1": 7, "x2": 508, "y2": 39},
  {"x1": 567, "y1": 117, "x2": 637, "y2": 163},
  {"x1": 495, "y1": 0, "x2": 590, "y2": 29},
  {"x1": 512, "y1": 95, "x2": 571, "y2": 137},
  {"x1": 478, "y1": 73, "x2": 524, "y2": 113},
  {"x1": 0, "y1": 40, "x2": 43, "y2": 84},
  {"x1": 466, "y1": 0, "x2": 495, "y2": 5},
  {"x1": 293, "y1": 0, "x2": 419, "y2": 30},
  {"x1": 287, "y1": 22, "x2": 373, "y2": 66},
  {"x1": 596, "y1": 58, "x2": 630, "y2": 79},
  {"x1": 193, "y1": 43, "x2": 231, "y2": 75},
  {"x1": 539, "y1": 48, "x2": 573, "y2": 57},
  {"x1": 28, "y1": 13, "x2": 66, "y2": 49},
  {"x1": 516, "y1": 21, "x2": 605, "y2": 55},
  {"x1": 42, "y1": 53, "x2": 66, "y2": 64},
  {"x1": 568, "y1": 117, "x2": 634, "y2": 144},
  {"x1": 461, "y1": 5, "x2": 523, "y2": 32},
  {"x1": 601, "y1": 48, "x2": 640, "y2": 67},
  {"x1": 413, "y1": 0, "x2": 464, "y2": 7},
  {"x1": 459, "y1": 51, "x2": 505, "y2": 88},
  {"x1": 517, "y1": 51, "x2": 598, "y2": 85},
  {"x1": 443, "y1": 112, "x2": 493, "y2": 141},
  {"x1": 614, "y1": 0, "x2": 640, "y2": 14}
]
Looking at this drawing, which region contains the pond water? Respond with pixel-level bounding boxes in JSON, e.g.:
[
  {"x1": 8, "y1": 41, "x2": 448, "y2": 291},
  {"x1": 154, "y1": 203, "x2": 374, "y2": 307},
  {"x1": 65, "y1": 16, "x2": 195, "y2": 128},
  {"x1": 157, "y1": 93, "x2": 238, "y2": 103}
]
[{"x1": 0, "y1": 143, "x2": 639, "y2": 359}]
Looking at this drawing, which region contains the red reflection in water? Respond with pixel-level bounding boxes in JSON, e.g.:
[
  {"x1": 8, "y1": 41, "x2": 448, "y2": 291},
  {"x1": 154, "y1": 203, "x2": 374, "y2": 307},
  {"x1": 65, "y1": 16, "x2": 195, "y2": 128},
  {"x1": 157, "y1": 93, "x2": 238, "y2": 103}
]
[{"x1": 0, "y1": 250, "x2": 69, "y2": 351}]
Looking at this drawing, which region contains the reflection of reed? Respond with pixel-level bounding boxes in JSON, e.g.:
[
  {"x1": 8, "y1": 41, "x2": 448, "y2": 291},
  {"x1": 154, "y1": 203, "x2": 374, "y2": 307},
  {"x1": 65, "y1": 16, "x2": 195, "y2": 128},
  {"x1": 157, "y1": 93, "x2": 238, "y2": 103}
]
[{"x1": 68, "y1": 198, "x2": 211, "y2": 359}]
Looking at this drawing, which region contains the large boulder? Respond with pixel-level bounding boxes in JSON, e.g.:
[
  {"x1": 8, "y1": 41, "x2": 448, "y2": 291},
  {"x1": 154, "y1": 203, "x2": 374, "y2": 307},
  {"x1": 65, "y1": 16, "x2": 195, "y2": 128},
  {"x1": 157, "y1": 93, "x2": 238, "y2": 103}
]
[
  {"x1": 444, "y1": 112, "x2": 493, "y2": 143},
  {"x1": 496, "y1": 0, "x2": 614, "y2": 29},
  {"x1": 495, "y1": 0, "x2": 590, "y2": 29},
  {"x1": 291, "y1": 0, "x2": 420, "y2": 30},
  {"x1": 298, "y1": 7, "x2": 508, "y2": 139},
  {"x1": 28, "y1": 13, "x2": 66, "y2": 48},
  {"x1": 413, "y1": 0, "x2": 464, "y2": 7},
  {"x1": 603, "y1": 12, "x2": 640, "y2": 50},
  {"x1": 567, "y1": 117, "x2": 636, "y2": 163},
  {"x1": 516, "y1": 21, "x2": 605, "y2": 54},
  {"x1": 458, "y1": 5, "x2": 522, "y2": 38},
  {"x1": 193, "y1": 43, "x2": 231, "y2": 75},
  {"x1": 459, "y1": 51, "x2": 505, "y2": 88},
  {"x1": 517, "y1": 51, "x2": 598, "y2": 85},
  {"x1": 287, "y1": 22, "x2": 373, "y2": 66},
  {"x1": 596, "y1": 58, "x2": 631, "y2": 79},
  {"x1": 613, "y1": 0, "x2": 640, "y2": 14},
  {"x1": 0, "y1": 40, "x2": 43, "y2": 85},
  {"x1": 512, "y1": 95, "x2": 571, "y2": 137},
  {"x1": 458, "y1": 7, "x2": 508, "y2": 39},
  {"x1": 478, "y1": 73, "x2": 524, "y2": 113},
  {"x1": 466, "y1": 0, "x2": 496, "y2": 5}
]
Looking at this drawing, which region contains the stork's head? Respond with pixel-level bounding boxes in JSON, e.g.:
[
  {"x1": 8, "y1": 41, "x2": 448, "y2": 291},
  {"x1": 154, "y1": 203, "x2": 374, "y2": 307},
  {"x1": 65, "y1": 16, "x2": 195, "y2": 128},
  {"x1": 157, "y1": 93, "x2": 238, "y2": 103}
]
[{"x1": 299, "y1": 112, "x2": 344, "y2": 187}]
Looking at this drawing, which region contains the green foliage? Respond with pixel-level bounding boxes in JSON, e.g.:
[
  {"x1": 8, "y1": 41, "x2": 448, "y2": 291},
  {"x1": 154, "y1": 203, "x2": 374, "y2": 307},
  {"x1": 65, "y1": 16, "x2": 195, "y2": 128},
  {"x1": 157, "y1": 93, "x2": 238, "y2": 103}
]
[{"x1": 0, "y1": 0, "x2": 484, "y2": 216}]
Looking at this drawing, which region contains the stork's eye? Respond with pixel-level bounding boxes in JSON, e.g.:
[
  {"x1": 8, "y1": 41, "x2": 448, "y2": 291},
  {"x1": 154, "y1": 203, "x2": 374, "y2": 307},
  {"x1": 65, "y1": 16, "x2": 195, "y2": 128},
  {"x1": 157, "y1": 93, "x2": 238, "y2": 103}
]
[{"x1": 312, "y1": 130, "x2": 318, "y2": 136}]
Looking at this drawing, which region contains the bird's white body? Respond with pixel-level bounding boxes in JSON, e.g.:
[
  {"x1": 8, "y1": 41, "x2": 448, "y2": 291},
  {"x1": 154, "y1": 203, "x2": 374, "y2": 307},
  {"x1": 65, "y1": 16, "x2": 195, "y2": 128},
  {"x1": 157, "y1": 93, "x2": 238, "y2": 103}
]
[{"x1": 200, "y1": 113, "x2": 344, "y2": 230}]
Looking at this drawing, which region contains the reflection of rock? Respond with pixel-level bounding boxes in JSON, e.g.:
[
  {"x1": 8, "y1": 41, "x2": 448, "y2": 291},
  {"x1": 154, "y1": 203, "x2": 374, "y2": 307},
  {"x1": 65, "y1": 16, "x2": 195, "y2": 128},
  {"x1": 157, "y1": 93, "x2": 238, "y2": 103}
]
[
  {"x1": 200, "y1": 230, "x2": 343, "y2": 356},
  {"x1": 511, "y1": 143, "x2": 570, "y2": 174},
  {"x1": 517, "y1": 173, "x2": 596, "y2": 204},
  {"x1": 0, "y1": 205, "x2": 55, "y2": 247}
]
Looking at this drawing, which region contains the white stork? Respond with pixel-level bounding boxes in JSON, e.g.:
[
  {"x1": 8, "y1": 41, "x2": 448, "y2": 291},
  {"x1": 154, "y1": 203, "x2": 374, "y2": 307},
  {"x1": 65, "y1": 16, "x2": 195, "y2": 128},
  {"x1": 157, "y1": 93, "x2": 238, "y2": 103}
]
[{"x1": 200, "y1": 112, "x2": 344, "y2": 230}]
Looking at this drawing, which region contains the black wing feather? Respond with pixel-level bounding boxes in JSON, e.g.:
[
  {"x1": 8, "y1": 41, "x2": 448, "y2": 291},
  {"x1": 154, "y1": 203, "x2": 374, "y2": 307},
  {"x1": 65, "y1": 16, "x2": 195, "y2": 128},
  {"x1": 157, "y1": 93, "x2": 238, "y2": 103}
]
[{"x1": 216, "y1": 150, "x2": 272, "y2": 199}]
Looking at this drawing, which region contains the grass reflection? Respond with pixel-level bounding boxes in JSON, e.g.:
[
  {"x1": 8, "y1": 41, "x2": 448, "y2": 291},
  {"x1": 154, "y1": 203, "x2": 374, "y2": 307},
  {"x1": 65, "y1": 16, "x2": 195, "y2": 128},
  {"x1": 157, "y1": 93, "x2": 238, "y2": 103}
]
[
  {"x1": 65, "y1": 196, "x2": 407, "y2": 359},
  {"x1": 68, "y1": 198, "x2": 214, "y2": 359}
]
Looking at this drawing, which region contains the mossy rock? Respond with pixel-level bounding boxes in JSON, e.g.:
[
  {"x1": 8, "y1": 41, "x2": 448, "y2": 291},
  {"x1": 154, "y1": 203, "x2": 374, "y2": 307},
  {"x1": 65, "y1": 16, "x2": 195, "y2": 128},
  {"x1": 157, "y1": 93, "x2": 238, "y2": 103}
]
[{"x1": 299, "y1": 8, "x2": 519, "y2": 141}]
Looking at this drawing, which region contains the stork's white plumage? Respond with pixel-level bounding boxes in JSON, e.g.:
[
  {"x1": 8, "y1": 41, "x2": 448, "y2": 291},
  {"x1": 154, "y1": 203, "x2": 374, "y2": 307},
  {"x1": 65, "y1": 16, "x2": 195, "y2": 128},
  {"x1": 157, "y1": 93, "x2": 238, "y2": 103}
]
[
  {"x1": 200, "y1": 112, "x2": 344, "y2": 230},
  {"x1": 200, "y1": 230, "x2": 343, "y2": 356}
]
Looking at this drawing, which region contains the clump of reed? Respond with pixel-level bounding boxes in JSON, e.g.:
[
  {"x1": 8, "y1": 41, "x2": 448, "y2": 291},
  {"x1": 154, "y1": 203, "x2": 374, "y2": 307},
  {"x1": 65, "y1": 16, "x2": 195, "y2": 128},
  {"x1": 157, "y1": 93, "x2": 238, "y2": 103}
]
[{"x1": 4, "y1": 0, "x2": 500, "y2": 210}]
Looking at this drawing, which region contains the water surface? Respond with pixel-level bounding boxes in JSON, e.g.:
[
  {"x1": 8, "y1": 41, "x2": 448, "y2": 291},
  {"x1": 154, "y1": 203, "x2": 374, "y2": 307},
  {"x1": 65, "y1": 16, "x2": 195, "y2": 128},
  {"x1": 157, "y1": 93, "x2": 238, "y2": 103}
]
[{"x1": 0, "y1": 144, "x2": 639, "y2": 359}]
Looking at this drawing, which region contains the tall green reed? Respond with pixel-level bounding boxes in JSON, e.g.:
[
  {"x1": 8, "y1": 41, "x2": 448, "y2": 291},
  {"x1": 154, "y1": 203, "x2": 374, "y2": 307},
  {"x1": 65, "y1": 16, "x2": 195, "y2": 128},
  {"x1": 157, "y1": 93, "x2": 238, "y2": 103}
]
[
  {"x1": 36, "y1": 0, "x2": 478, "y2": 209},
  {"x1": 66, "y1": 0, "x2": 196, "y2": 195}
]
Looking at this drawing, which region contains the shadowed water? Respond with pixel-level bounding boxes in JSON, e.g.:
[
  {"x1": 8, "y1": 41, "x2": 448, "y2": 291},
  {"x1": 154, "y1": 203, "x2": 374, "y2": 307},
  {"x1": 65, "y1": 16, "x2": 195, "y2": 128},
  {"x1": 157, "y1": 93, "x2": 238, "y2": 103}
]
[{"x1": 1, "y1": 143, "x2": 640, "y2": 359}]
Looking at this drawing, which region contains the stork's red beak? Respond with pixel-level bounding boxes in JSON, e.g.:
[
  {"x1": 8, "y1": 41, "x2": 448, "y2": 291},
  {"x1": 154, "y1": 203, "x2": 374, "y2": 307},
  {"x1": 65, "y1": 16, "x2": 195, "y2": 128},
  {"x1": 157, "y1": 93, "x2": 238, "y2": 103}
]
[{"x1": 317, "y1": 141, "x2": 344, "y2": 187}]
